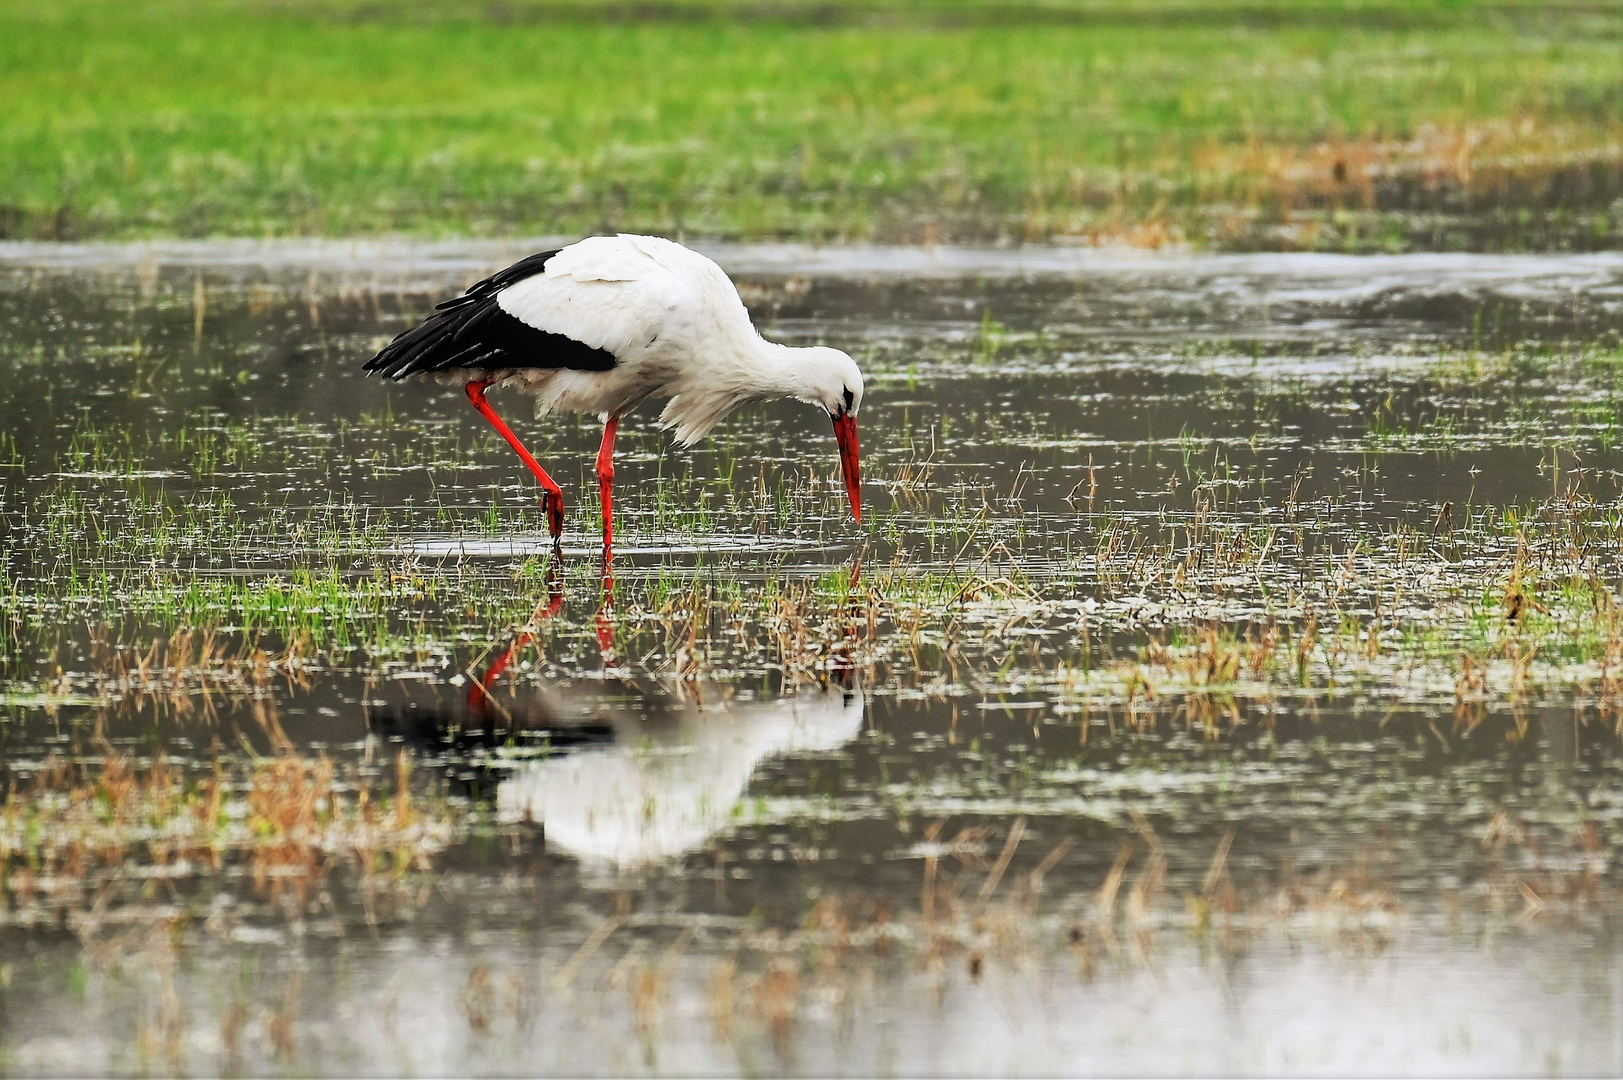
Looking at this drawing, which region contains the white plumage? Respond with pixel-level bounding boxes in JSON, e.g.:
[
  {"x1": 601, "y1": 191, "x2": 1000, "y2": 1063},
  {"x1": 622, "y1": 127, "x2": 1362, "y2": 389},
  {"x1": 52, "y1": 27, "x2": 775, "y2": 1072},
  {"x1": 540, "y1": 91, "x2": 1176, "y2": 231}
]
[
  {"x1": 493, "y1": 235, "x2": 852, "y2": 443},
  {"x1": 366, "y1": 234, "x2": 866, "y2": 544}
]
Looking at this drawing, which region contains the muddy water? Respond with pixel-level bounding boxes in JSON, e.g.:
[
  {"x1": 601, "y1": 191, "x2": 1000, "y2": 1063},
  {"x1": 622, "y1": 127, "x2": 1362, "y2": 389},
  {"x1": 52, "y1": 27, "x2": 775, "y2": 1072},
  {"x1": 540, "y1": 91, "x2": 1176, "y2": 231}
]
[{"x1": 1, "y1": 243, "x2": 1621, "y2": 1075}]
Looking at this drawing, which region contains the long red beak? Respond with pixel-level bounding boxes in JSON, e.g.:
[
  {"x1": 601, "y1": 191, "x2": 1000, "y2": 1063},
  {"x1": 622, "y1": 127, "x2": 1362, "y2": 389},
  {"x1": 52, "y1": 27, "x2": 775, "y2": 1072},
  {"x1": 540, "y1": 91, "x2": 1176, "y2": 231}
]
[{"x1": 832, "y1": 413, "x2": 862, "y2": 523}]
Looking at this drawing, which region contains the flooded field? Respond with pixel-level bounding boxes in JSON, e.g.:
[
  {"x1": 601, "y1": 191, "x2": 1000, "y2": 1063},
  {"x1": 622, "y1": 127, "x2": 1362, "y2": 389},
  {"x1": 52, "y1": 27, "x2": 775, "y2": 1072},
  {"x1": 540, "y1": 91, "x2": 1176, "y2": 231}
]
[{"x1": 2, "y1": 241, "x2": 1621, "y2": 1075}]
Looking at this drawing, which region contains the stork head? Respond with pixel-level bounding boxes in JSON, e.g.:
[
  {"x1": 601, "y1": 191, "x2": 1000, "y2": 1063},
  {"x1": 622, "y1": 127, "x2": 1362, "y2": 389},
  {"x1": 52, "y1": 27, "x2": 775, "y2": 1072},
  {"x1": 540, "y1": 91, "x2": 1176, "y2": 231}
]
[
  {"x1": 796, "y1": 346, "x2": 864, "y2": 419},
  {"x1": 796, "y1": 346, "x2": 864, "y2": 524}
]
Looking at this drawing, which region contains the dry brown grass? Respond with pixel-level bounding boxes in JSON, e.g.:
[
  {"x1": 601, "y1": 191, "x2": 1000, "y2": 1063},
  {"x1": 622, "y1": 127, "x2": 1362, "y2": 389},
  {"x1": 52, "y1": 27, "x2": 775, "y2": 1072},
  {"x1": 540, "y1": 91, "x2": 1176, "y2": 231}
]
[
  {"x1": 681, "y1": 800, "x2": 1620, "y2": 1053},
  {"x1": 51, "y1": 624, "x2": 320, "y2": 725},
  {"x1": 1197, "y1": 119, "x2": 1623, "y2": 215},
  {"x1": 0, "y1": 749, "x2": 461, "y2": 929}
]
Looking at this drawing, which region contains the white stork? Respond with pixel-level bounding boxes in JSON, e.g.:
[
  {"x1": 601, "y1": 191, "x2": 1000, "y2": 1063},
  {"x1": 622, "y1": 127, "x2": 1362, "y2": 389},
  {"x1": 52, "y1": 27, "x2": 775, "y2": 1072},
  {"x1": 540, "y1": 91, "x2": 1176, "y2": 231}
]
[{"x1": 364, "y1": 234, "x2": 865, "y2": 550}]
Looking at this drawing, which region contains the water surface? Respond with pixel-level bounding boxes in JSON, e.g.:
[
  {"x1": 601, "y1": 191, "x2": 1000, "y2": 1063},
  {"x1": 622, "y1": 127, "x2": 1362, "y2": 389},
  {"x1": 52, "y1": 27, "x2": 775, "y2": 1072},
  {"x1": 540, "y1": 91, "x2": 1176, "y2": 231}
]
[{"x1": 1, "y1": 242, "x2": 1620, "y2": 1076}]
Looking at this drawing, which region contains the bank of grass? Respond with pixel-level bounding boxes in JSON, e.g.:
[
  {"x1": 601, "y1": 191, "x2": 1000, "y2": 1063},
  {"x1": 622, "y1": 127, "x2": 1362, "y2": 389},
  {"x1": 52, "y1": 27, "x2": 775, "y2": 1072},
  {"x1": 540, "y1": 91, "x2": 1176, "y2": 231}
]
[{"x1": 1, "y1": 0, "x2": 1620, "y2": 248}]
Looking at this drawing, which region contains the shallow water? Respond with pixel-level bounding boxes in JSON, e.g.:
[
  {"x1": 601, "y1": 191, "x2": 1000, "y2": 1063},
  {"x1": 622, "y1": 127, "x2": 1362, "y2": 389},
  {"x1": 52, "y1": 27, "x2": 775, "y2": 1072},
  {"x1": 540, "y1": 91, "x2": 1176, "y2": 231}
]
[{"x1": 1, "y1": 242, "x2": 1620, "y2": 1076}]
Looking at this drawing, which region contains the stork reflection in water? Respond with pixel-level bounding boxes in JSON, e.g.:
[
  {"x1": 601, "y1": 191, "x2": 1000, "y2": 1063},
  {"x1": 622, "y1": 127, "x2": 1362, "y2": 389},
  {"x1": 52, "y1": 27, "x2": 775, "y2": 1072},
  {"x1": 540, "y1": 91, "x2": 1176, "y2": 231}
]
[
  {"x1": 379, "y1": 561, "x2": 865, "y2": 870},
  {"x1": 493, "y1": 679, "x2": 862, "y2": 869}
]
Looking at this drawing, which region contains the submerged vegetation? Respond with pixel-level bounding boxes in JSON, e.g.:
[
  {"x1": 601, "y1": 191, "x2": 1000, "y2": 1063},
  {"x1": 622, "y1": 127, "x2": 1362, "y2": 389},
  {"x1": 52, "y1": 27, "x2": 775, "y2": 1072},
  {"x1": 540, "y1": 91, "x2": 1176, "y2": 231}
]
[
  {"x1": 2, "y1": 255, "x2": 1622, "y2": 1071},
  {"x1": 11, "y1": 426, "x2": 1623, "y2": 732},
  {"x1": 2, "y1": 0, "x2": 1621, "y2": 248}
]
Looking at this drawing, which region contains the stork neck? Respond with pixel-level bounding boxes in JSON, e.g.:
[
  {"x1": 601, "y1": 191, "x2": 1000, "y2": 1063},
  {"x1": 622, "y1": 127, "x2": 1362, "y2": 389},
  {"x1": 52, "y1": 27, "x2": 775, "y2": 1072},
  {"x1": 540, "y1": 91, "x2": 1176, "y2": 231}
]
[{"x1": 751, "y1": 340, "x2": 826, "y2": 400}]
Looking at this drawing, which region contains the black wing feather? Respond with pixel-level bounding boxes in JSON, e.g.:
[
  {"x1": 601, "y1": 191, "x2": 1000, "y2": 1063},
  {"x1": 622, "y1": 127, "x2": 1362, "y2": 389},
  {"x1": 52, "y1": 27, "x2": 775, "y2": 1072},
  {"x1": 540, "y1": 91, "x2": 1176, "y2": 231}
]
[{"x1": 363, "y1": 249, "x2": 616, "y2": 380}]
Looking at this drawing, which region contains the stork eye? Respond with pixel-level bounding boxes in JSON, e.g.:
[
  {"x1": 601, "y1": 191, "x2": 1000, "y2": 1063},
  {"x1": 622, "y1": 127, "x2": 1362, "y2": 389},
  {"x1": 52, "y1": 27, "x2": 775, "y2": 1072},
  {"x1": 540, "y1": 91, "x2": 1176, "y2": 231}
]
[{"x1": 842, "y1": 386, "x2": 855, "y2": 411}]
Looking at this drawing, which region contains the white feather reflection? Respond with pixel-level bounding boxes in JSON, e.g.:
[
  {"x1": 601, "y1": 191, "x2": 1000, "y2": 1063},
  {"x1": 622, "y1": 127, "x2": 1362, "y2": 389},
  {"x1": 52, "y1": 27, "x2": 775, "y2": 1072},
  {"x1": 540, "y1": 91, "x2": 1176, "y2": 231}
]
[{"x1": 496, "y1": 683, "x2": 863, "y2": 868}]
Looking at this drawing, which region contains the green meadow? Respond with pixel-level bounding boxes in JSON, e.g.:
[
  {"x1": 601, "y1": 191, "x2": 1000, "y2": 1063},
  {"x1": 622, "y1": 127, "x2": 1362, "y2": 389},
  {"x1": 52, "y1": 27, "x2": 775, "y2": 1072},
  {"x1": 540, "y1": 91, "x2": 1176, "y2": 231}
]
[{"x1": 2, "y1": 0, "x2": 1619, "y2": 247}]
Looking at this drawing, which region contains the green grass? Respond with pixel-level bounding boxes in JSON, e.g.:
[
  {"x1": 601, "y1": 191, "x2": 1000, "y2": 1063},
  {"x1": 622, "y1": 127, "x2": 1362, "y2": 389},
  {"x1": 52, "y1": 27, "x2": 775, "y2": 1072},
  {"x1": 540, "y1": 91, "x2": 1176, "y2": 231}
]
[{"x1": 1, "y1": 0, "x2": 1620, "y2": 246}]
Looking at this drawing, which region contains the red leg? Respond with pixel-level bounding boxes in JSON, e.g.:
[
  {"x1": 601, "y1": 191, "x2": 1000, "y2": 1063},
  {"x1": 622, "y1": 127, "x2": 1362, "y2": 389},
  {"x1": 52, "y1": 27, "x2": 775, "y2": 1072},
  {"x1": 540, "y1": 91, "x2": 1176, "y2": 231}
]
[
  {"x1": 595, "y1": 415, "x2": 620, "y2": 553},
  {"x1": 593, "y1": 417, "x2": 620, "y2": 663},
  {"x1": 466, "y1": 379, "x2": 565, "y2": 539}
]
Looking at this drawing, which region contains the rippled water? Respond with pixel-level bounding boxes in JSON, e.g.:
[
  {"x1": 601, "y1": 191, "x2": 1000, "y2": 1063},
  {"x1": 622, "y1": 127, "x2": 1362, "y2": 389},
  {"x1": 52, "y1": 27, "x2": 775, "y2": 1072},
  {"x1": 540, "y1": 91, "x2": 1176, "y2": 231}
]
[{"x1": 1, "y1": 242, "x2": 1620, "y2": 1075}]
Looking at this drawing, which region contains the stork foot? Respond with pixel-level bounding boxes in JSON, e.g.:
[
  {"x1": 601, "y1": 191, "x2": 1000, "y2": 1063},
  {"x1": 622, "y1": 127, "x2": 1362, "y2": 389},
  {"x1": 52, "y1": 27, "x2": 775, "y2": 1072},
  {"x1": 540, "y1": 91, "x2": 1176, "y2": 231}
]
[{"x1": 542, "y1": 489, "x2": 566, "y2": 540}]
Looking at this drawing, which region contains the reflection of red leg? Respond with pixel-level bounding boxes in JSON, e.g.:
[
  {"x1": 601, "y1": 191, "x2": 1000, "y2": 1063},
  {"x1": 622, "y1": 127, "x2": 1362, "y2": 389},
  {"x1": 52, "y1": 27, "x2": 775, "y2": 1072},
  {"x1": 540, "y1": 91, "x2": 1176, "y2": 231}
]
[
  {"x1": 466, "y1": 379, "x2": 565, "y2": 539},
  {"x1": 833, "y1": 554, "x2": 863, "y2": 679},
  {"x1": 595, "y1": 553, "x2": 616, "y2": 663},
  {"x1": 469, "y1": 558, "x2": 565, "y2": 714},
  {"x1": 595, "y1": 415, "x2": 619, "y2": 554}
]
